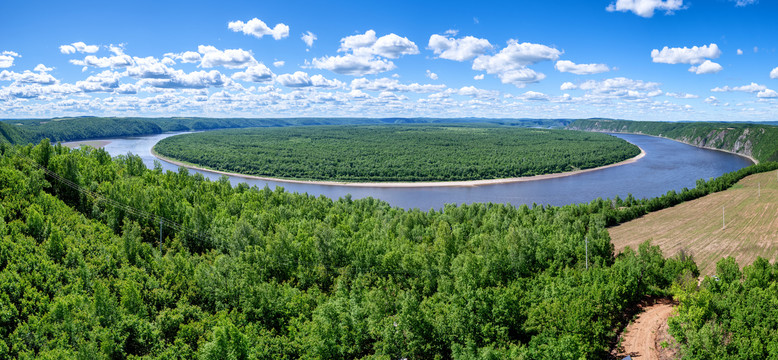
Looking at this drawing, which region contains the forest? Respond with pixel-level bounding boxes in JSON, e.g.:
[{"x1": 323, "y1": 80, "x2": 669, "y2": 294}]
[
  {"x1": 568, "y1": 119, "x2": 778, "y2": 163},
  {"x1": 153, "y1": 125, "x2": 640, "y2": 182},
  {"x1": 0, "y1": 117, "x2": 571, "y2": 145},
  {"x1": 1, "y1": 139, "x2": 777, "y2": 358}
]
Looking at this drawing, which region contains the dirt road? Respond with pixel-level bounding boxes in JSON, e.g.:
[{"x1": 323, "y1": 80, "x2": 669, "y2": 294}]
[{"x1": 614, "y1": 299, "x2": 676, "y2": 360}]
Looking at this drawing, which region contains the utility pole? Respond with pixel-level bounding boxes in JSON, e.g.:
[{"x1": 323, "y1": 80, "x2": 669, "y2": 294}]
[
  {"x1": 722, "y1": 206, "x2": 726, "y2": 230},
  {"x1": 159, "y1": 218, "x2": 163, "y2": 252}
]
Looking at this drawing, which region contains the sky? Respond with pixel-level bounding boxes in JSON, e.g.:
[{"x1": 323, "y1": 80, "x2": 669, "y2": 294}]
[{"x1": 1, "y1": 0, "x2": 777, "y2": 121}]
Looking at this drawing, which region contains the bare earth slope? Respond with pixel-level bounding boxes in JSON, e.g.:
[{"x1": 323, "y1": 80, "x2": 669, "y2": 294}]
[
  {"x1": 614, "y1": 299, "x2": 677, "y2": 360},
  {"x1": 610, "y1": 170, "x2": 778, "y2": 275}
]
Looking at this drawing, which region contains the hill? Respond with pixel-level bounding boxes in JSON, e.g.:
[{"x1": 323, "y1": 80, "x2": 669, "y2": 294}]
[
  {"x1": 609, "y1": 169, "x2": 778, "y2": 275},
  {"x1": 568, "y1": 119, "x2": 778, "y2": 163}
]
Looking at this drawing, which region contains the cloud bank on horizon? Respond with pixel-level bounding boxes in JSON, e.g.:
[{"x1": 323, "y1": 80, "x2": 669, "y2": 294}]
[{"x1": 0, "y1": 0, "x2": 776, "y2": 121}]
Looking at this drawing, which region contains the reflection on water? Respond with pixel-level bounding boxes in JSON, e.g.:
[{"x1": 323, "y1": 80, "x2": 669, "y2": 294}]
[{"x1": 100, "y1": 132, "x2": 754, "y2": 210}]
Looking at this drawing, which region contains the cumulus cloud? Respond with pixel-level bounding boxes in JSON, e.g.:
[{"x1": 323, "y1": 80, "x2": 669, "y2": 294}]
[
  {"x1": 126, "y1": 56, "x2": 176, "y2": 79},
  {"x1": 665, "y1": 92, "x2": 699, "y2": 99},
  {"x1": 198, "y1": 45, "x2": 257, "y2": 68},
  {"x1": 428, "y1": 34, "x2": 492, "y2": 61},
  {"x1": 34, "y1": 64, "x2": 54, "y2": 72},
  {"x1": 228, "y1": 18, "x2": 290, "y2": 40},
  {"x1": 301, "y1": 31, "x2": 317, "y2": 47},
  {"x1": 521, "y1": 91, "x2": 550, "y2": 101},
  {"x1": 310, "y1": 30, "x2": 418, "y2": 76},
  {"x1": 458, "y1": 86, "x2": 499, "y2": 99},
  {"x1": 273, "y1": 60, "x2": 285, "y2": 68},
  {"x1": 575, "y1": 77, "x2": 661, "y2": 99},
  {"x1": 472, "y1": 39, "x2": 560, "y2": 87},
  {"x1": 560, "y1": 82, "x2": 577, "y2": 90},
  {"x1": 473, "y1": 74, "x2": 484, "y2": 80},
  {"x1": 0, "y1": 51, "x2": 20, "y2": 68},
  {"x1": 688, "y1": 60, "x2": 723, "y2": 74},
  {"x1": 737, "y1": 49, "x2": 743, "y2": 55},
  {"x1": 757, "y1": 89, "x2": 778, "y2": 98},
  {"x1": 0, "y1": 70, "x2": 58, "y2": 84},
  {"x1": 732, "y1": 0, "x2": 756, "y2": 6},
  {"x1": 75, "y1": 70, "x2": 122, "y2": 92},
  {"x1": 341, "y1": 30, "x2": 419, "y2": 59},
  {"x1": 606, "y1": 0, "x2": 685, "y2": 17},
  {"x1": 231, "y1": 64, "x2": 275, "y2": 83},
  {"x1": 310, "y1": 53, "x2": 395, "y2": 76},
  {"x1": 350, "y1": 77, "x2": 445, "y2": 93},
  {"x1": 165, "y1": 51, "x2": 202, "y2": 63},
  {"x1": 704, "y1": 96, "x2": 719, "y2": 104},
  {"x1": 70, "y1": 53, "x2": 134, "y2": 69},
  {"x1": 277, "y1": 71, "x2": 344, "y2": 88},
  {"x1": 554, "y1": 60, "x2": 610, "y2": 75},
  {"x1": 140, "y1": 70, "x2": 229, "y2": 89},
  {"x1": 651, "y1": 43, "x2": 721, "y2": 65},
  {"x1": 711, "y1": 82, "x2": 766, "y2": 93},
  {"x1": 426, "y1": 70, "x2": 438, "y2": 80},
  {"x1": 59, "y1": 42, "x2": 99, "y2": 54},
  {"x1": 771, "y1": 67, "x2": 778, "y2": 79}
]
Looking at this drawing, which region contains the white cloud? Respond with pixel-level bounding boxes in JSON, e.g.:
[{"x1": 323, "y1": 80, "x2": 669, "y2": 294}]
[
  {"x1": 688, "y1": 60, "x2": 723, "y2": 74},
  {"x1": 350, "y1": 77, "x2": 445, "y2": 93},
  {"x1": 651, "y1": 43, "x2": 721, "y2": 65},
  {"x1": 126, "y1": 56, "x2": 176, "y2": 79},
  {"x1": 198, "y1": 45, "x2": 257, "y2": 68},
  {"x1": 426, "y1": 70, "x2": 438, "y2": 80},
  {"x1": 428, "y1": 34, "x2": 492, "y2": 61},
  {"x1": 310, "y1": 53, "x2": 395, "y2": 76},
  {"x1": 711, "y1": 82, "x2": 766, "y2": 93},
  {"x1": 165, "y1": 51, "x2": 202, "y2": 63},
  {"x1": 301, "y1": 31, "x2": 317, "y2": 47},
  {"x1": 60, "y1": 42, "x2": 99, "y2": 55},
  {"x1": 228, "y1": 18, "x2": 290, "y2": 40},
  {"x1": 732, "y1": 0, "x2": 756, "y2": 6},
  {"x1": 472, "y1": 39, "x2": 560, "y2": 87},
  {"x1": 665, "y1": 92, "x2": 698, "y2": 99},
  {"x1": 0, "y1": 70, "x2": 58, "y2": 84},
  {"x1": 560, "y1": 82, "x2": 577, "y2": 90},
  {"x1": 140, "y1": 70, "x2": 229, "y2": 89},
  {"x1": 771, "y1": 67, "x2": 778, "y2": 79},
  {"x1": 458, "y1": 86, "x2": 499, "y2": 99},
  {"x1": 521, "y1": 91, "x2": 549, "y2": 101},
  {"x1": 704, "y1": 96, "x2": 719, "y2": 104},
  {"x1": 576, "y1": 77, "x2": 661, "y2": 99},
  {"x1": 115, "y1": 83, "x2": 139, "y2": 94},
  {"x1": 757, "y1": 89, "x2": 778, "y2": 98},
  {"x1": 273, "y1": 60, "x2": 285, "y2": 68},
  {"x1": 737, "y1": 49, "x2": 743, "y2": 55},
  {"x1": 606, "y1": 0, "x2": 685, "y2": 17},
  {"x1": 70, "y1": 54, "x2": 134, "y2": 69},
  {"x1": 340, "y1": 30, "x2": 419, "y2": 58},
  {"x1": 232, "y1": 64, "x2": 275, "y2": 83},
  {"x1": 34, "y1": 64, "x2": 53, "y2": 72},
  {"x1": 277, "y1": 71, "x2": 344, "y2": 88},
  {"x1": 0, "y1": 51, "x2": 20, "y2": 68},
  {"x1": 554, "y1": 60, "x2": 610, "y2": 75},
  {"x1": 75, "y1": 70, "x2": 122, "y2": 92},
  {"x1": 474, "y1": 74, "x2": 484, "y2": 80}
]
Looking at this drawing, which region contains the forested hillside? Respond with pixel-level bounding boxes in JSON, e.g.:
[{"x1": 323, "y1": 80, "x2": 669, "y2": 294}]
[
  {"x1": 153, "y1": 125, "x2": 640, "y2": 182},
  {"x1": 1, "y1": 117, "x2": 572, "y2": 145},
  {"x1": 568, "y1": 119, "x2": 778, "y2": 163},
  {"x1": 0, "y1": 140, "x2": 697, "y2": 359}
]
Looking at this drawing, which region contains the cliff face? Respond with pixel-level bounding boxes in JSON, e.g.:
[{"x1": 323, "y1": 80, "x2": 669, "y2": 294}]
[{"x1": 568, "y1": 119, "x2": 778, "y2": 163}]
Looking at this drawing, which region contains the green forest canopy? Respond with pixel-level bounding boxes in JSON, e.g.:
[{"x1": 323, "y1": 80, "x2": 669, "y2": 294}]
[{"x1": 153, "y1": 125, "x2": 641, "y2": 182}]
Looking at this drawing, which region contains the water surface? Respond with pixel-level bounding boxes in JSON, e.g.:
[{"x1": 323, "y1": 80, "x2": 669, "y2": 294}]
[{"x1": 101, "y1": 132, "x2": 754, "y2": 210}]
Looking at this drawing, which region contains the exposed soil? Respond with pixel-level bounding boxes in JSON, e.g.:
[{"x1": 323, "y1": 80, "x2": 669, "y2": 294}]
[{"x1": 613, "y1": 298, "x2": 677, "y2": 360}]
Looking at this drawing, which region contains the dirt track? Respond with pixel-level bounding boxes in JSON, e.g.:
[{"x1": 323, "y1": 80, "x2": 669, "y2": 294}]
[{"x1": 615, "y1": 299, "x2": 676, "y2": 360}]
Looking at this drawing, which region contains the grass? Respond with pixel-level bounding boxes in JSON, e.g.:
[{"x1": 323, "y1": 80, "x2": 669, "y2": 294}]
[{"x1": 609, "y1": 170, "x2": 778, "y2": 275}]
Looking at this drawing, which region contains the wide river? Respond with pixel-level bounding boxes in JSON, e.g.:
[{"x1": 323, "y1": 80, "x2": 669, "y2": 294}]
[{"x1": 99, "y1": 132, "x2": 753, "y2": 210}]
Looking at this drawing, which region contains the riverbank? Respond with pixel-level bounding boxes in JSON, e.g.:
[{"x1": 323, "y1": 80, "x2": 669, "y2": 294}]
[
  {"x1": 151, "y1": 146, "x2": 646, "y2": 188},
  {"x1": 62, "y1": 139, "x2": 113, "y2": 149}
]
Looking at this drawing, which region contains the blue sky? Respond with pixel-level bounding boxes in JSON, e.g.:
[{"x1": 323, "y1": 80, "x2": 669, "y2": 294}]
[{"x1": 1, "y1": 0, "x2": 777, "y2": 121}]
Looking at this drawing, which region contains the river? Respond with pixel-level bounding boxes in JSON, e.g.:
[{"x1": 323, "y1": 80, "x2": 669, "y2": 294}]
[{"x1": 96, "y1": 132, "x2": 754, "y2": 210}]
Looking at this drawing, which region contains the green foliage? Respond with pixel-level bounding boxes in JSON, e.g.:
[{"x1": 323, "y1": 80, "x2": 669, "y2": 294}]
[
  {"x1": 0, "y1": 139, "x2": 773, "y2": 358},
  {"x1": 569, "y1": 118, "x2": 778, "y2": 163},
  {"x1": 154, "y1": 125, "x2": 640, "y2": 182}
]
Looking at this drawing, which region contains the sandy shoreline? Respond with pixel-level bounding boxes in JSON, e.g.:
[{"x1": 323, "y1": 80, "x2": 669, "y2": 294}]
[
  {"x1": 151, "y1": 146, "x2": 647, "y2": 188},
  {"x1": 61, "y1": 139, "x2": 113, "y2": 149}
]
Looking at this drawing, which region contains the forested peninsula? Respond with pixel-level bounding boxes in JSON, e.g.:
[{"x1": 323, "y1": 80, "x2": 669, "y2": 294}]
[
  {"x1": 568, "y1": 119, "x2": 778, "y2": 163},
  {"x1": 152, "y1": 125, "x2": 640, "y2": 182}
]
